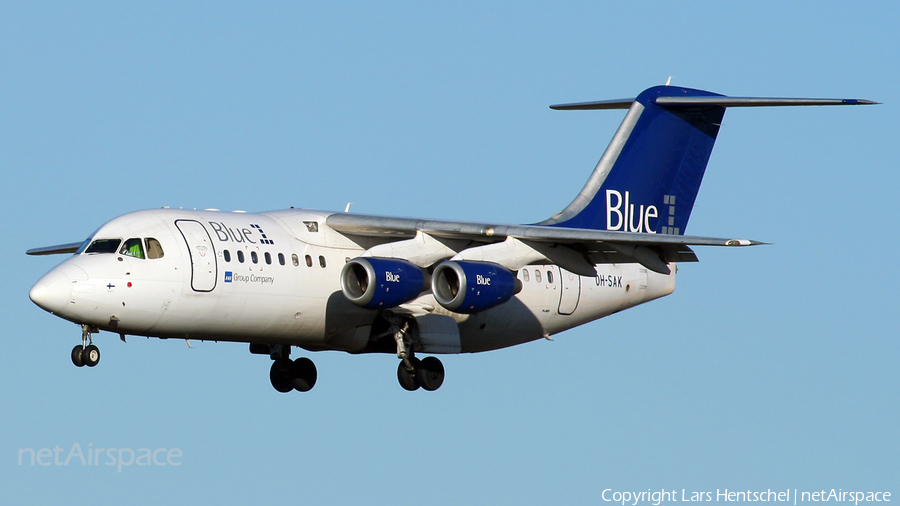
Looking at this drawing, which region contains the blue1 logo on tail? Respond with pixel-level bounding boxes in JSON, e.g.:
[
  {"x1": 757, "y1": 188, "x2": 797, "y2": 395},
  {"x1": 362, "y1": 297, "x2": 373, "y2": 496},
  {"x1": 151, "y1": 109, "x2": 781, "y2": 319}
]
[{"x1": 605, "y1": 190, "x2": 658, "y2": 234}]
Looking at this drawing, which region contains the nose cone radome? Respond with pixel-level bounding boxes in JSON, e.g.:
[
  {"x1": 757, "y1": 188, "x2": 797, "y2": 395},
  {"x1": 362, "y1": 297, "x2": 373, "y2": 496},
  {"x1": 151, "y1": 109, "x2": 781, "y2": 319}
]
[{"x1": 30, "y1": 270, "x2": 72, "y2": 314}]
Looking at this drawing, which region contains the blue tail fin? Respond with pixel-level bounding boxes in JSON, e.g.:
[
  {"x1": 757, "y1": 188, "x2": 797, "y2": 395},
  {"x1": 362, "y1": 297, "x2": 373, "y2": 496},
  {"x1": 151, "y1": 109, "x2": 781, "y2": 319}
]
[
  {"x1": 541, "y1": 85, "x2": 726, "y2": 235},
  {"x1": 542, "y1": 85, "x2": 877, "y2": 233}
]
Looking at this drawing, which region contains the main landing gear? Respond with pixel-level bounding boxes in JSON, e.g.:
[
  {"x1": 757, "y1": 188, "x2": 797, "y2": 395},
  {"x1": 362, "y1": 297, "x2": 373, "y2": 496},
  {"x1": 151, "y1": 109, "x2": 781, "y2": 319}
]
[
  {"x1": 390, "y1": 315, "x2": 445, "y2": 392},
  {"x1": 258, "y1": 344, "x2": 318, "y2": 393},
  {"x1": 71, "y1": 324, "x2": 100, "y2": 367},
  {"x1": 397, "y1": 356, "x2": 445, "y2": 391}
]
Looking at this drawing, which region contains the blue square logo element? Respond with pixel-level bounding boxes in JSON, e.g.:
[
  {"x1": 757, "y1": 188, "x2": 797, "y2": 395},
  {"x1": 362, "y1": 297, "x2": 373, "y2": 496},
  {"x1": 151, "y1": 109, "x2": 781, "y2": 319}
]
[{"x1": 224, "y1": 271, "x2": 233, "y2": 283}]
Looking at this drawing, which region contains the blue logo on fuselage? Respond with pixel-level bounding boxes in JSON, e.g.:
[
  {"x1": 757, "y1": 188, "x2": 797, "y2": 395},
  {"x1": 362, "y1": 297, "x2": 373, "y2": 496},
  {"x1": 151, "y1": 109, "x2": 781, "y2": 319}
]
[{"x1": 224, "y1": 271, "x2": 233, "y2": 283}]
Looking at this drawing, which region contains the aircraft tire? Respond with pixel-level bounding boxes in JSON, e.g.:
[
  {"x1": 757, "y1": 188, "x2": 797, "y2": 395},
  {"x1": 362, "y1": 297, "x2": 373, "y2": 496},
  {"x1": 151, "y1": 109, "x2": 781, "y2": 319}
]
[
  {"x1": 289, "y1": 357, "x2": 317, "y2": 392},
  {"x1": 417, "y1": 356, "x2": 444, "y2": 391},
  {"x1": 71, "y1": 345, "x2": 85, "y2": 367},
  {"x1": 397, "y1": 358, "x2": 420, "y2": 391},
  {"x1": 82, "y1": 345, "x2": 100, "y2": 367},
  {"x1": 269, "y1": 359, "x2": 293, "y2": 393}
]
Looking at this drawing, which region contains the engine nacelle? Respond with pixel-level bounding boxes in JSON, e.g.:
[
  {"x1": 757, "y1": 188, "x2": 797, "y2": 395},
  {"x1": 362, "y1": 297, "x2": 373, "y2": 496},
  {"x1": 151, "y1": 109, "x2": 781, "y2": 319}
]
[
  {"x1": 340, "y1": 257, "x2": 428, "y2": 309},
  {"x1": 431, "y1": 261, "x2": 520, "y2": 314}
]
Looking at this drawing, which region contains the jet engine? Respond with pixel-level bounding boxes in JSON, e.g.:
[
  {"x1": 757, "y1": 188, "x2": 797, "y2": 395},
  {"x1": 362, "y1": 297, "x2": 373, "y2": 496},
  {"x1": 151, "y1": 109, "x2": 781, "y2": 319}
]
[
  {"x1": 431, "y1": 260, "x2": 521, "y2": 314},
  {"x1": 340, "y1": 257, "x2": 429, "y2": 309}
]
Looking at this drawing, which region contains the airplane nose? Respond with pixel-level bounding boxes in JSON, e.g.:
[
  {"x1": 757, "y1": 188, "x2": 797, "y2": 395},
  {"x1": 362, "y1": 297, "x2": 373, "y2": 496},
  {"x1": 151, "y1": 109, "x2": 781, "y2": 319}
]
[{"x1": 30, "y1": 270, "x2": 73, "y2": 314}]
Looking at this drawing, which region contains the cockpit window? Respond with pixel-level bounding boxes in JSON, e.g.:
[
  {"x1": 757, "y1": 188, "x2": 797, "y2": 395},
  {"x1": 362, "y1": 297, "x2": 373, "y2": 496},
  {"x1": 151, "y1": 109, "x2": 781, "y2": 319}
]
[
  {"x1": 84, "y1": 239, "x2": 121, "y2": 254},
  {"x1": 120, "y1": 238, "x2": 145, "y2": 259},
  {"x1": 145, "y1": 238, "x2": 164, "y2": 259}
]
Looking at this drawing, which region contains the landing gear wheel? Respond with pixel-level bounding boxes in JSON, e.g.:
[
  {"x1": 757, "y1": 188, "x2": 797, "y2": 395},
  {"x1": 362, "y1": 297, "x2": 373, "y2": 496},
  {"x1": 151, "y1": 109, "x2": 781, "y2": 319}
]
[
  {"x1": 417, "y1": 356, "x2": 444, "y2": 391},
  {"x1": 71, "y1": 345, "x2": 85, "y2": 367},
  {"x1": 82, "y1": 345, "x2": 100, "y2": 367},
  {"x1": 269, "y1": 359, "x2": 293, "y2": 393},
  {"x1": 289, "y1": 357, "x2": 317, "y2": 392},
  {"x1": 397, "y1": 357, "x2": 421, "y2": 391}
]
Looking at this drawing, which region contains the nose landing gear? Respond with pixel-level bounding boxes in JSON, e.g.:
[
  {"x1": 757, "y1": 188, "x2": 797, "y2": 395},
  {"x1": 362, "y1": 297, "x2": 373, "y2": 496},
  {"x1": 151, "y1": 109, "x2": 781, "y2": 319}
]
[{"x1": 71, "y1": 324, "x2": 100, "y2": 367}]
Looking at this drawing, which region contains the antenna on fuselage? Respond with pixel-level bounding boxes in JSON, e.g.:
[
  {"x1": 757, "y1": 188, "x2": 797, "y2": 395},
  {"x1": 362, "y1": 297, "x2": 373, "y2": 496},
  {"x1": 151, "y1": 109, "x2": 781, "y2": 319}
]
[{"x1": 344, "y1": 202, "x2": 353, "y2": 213}]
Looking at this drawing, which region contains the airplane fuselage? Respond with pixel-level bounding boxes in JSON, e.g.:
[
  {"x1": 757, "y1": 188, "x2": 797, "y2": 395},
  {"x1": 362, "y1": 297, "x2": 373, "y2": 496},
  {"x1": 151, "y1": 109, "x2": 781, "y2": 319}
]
[{"x1": 33, "y1": 208, "x2": 675, "y2": 354}]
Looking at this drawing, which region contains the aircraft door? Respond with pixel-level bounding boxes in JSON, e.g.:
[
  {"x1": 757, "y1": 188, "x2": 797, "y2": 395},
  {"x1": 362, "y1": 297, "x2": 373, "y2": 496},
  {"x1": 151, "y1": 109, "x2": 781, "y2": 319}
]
[
  {"x1": 558, "y1": 267, "x2": 581, "y2": 315},
  {"x1": 175, "y1": 220, "x2": 217, "y2": 292}
]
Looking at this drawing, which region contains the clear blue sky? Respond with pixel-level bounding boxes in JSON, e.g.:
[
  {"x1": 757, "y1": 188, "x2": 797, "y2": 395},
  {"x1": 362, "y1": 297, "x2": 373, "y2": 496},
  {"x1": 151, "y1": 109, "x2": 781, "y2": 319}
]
[{"x1": 2, "y1": 2, "x2": 897, "y2": 504}]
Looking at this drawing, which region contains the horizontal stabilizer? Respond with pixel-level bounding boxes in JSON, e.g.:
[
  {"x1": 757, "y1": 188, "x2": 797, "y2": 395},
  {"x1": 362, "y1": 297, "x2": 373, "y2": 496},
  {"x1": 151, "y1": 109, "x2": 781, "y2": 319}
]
[
  {"x1": 550, "y1": 99, "x2": 633, "y2": 110},
  {"x1": 655, "y1": 96, "x2": 880, "y2": 108},
  {"x1": 26, "y1": 242, "x2": 82, "y2": 256},
  {"x1": 551, "y1": 95, "x2": 878, "y2": 111}
]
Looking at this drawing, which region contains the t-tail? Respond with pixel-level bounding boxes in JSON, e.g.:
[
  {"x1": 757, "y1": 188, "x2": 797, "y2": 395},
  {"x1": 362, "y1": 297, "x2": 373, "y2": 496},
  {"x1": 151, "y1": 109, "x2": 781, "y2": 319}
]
[{"x1": 540, "y1": 85, "x2": 877, "y2": 234}]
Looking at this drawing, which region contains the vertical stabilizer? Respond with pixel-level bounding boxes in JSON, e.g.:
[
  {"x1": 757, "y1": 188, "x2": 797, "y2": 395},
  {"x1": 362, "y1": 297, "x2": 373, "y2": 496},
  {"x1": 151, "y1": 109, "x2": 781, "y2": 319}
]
[
  {"x1": 541, "y1": 85, "x2": 876, "y2": 235},
  {"x1": 540, "y1": 85, "x2": 725, "y2": 235}
]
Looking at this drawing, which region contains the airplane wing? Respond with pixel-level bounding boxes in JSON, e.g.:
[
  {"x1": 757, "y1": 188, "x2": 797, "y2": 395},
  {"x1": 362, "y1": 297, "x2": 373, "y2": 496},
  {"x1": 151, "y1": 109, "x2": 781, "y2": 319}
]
[
  {"x1": 326, "y1": 213, "x2": 763, "y2": 275},
  {"x1": 26, "y1": 242, "x2": 83, "y2": 256}
]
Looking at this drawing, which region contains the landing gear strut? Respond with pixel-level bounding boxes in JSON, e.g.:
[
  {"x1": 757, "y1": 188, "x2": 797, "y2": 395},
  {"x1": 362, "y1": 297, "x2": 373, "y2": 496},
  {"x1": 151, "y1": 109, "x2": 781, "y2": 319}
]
[
  {"x1": 390, "y1": 315, "x2": 444, "y2": 392},
  {"x1": 264, "y1": 345, "x2": 317, "y2": 393},
  {"x1": 72, "y1": 324, "x2": 100, "y2": 367}
]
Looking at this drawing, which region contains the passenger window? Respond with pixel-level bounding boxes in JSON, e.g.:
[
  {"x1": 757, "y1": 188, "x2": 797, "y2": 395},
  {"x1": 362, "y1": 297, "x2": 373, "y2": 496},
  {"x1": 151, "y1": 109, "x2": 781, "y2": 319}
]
[
  {"x1": 535, "y1": 270, "x2": 542, "y2": 283},
  {"x1": 265, "y1": 252, "x2": 272, "y2": 265},
  {"x1": 223, "y1": 250, "x2": 231, "y2": 262},
  {"x1": 85, "y1": 239, "x2": 121, "y2": 254},
  {"x1": 278, "y1": 253, "x2": 285, "y2": 266},
  {"x1": 319, "y1": 256, "x2": 326, "y2": 268},
  {"x1": 523, "y1": 270, "x2": 530, "y2": 282},
  {"x1": 291, "y1": 254, "x2": 299, "y2": 267},
  {"x1": 237, "y1": 251, "x2": 245, "y2": 263},
  {"x1": 145, "y1": 238, "x2": 164, "y2": 259},
  {"x1": 547, "y1": 271, "x2": 553, "y2": 283},
  {"x1": 305, "y1": 255, "x2": 312, "y2": 267},
  {"x1": 251, "y1": 251, "x2": 258, "y2": 264},
  {"x1": 120, "y1": 238, "x2": 145, "y2": 259}
]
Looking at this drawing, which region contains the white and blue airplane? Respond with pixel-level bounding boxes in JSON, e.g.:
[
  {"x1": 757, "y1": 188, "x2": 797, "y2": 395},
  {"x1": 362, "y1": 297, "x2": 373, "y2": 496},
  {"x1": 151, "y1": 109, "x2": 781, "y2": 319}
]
[{"x1": 28, "y1": 85, "x2": 876, "y2": 393}]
